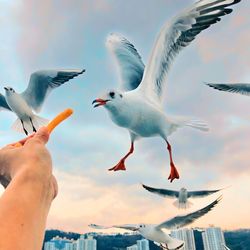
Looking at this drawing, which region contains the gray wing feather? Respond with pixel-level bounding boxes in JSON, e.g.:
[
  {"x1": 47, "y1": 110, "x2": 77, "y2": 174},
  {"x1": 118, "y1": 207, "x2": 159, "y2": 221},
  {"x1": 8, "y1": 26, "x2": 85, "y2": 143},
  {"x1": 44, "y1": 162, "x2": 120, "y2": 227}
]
[
  {"x1": 0, "y1": 93, "x2": 11, "y2": 111},
  {"x1": 206, "y1": 83, "x2": 250, "y2": 96},
  {"x1": 106, "y1": 33, "x2": 145, "y2": 91},
  {"x1": 156, "y1": 196, "x2": 222, "y2": 230},
  {"x1": 22, "y1": 69, "x2": 85, "y2": 112},
  {"x1": 89, "y1": 223, "x2": 137, "y2": 231},
  {"x1": 188, "y1": 188, "x2": 222, "y2": 198},
  {"x1": 142, "y1": 184, "x2": 179, "y2": 198},
  {"x1": 139, "y1": 0, "x2": 241, "y2": 104}
]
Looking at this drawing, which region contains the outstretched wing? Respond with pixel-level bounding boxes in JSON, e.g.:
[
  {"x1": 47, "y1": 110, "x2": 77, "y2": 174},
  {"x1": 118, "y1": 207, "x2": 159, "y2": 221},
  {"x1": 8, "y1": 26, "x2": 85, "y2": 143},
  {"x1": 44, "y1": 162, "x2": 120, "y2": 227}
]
[
  {"x1": 89, "y1": 223, "x2": 138, "y2": 231},
  {"x1": 206, "y1": 83, "x2": 250, "y2": 96},
  {"x1": 138, "y1": 0, "x2": 241, "y2": 105},
  {"x1": 156, "y1": 196, "x2": 222, "y2": 230},
  {"x1": 142, "y1": 184, "x2": 179, "y2": 198},
  {"x1": 188, "y1": 188, "x2": 223, "y2": 198},
  {"x1": 106, "y1": 33, "x2": 145, "y2": 91},
  {"x1": 0, "y1": 93, "x2": 11, "y2": 111},
  {"x1": 22, "y1": 69, "x2": 85, "y2": 112}
]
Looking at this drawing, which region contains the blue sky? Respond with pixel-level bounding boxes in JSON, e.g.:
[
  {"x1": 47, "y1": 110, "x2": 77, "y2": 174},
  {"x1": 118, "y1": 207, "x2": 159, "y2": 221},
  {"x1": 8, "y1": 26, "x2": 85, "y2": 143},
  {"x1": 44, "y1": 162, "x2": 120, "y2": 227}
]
[{"x1": 0, "y1": 0, "x2": 250, "y2": 232}]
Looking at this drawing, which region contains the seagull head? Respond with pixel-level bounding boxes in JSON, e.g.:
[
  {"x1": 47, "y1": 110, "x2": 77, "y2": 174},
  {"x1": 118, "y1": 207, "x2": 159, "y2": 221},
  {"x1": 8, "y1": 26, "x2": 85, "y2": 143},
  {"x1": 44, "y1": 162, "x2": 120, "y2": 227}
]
[
  {"x1": 136, "y1": 224, "x2": 149, "y2": 233},
  {"x1": 4, "y1": 86, "x2": 15, "y2": 95},
  {"x1": 92, "y1": 90, "x2": 123, "y2": 109}
]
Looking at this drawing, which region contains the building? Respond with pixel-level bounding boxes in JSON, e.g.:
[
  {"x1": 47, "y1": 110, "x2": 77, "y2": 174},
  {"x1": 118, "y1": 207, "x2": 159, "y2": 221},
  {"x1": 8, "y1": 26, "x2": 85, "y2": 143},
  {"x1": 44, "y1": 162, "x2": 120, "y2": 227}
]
[
  {"x1": 44, "y1": 236, "x2": 73, "y2": 250},
  {"x1": 202, "y1": 227, "x2": 226, "y2": 250},
  {"x1": 137, "y1": 239, "x2": 149, "y2": 250},
  {"x1": 44, "y1": 242, "x2": 56, "y2": 250},
  {"x1": 127, "y1": 244, "x2": 138, "y2": 250},
  {"x1": 44, "y1": 235, "x2": 96, "y2": 250},
  {"x1": 171, "y1": 228, "x2": 196, "y2": 250},
  {"x1": 84, "y1": 235, "x2": 97, "y2": 250}
]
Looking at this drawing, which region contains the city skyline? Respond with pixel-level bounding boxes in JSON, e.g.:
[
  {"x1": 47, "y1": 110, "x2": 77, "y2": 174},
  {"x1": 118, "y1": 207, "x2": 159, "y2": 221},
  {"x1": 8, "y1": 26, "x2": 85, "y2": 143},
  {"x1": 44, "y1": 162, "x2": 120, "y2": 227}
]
[{"x1": 0, "y1": 0, "x2": 249, "y2": 233}]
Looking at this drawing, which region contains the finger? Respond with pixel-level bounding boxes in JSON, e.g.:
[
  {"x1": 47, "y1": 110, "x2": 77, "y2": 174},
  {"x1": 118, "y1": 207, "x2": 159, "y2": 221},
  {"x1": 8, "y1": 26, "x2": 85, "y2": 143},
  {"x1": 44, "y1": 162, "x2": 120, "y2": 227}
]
[{"x1": 31, "y1": 127, "x2": 50, "y2": 145}]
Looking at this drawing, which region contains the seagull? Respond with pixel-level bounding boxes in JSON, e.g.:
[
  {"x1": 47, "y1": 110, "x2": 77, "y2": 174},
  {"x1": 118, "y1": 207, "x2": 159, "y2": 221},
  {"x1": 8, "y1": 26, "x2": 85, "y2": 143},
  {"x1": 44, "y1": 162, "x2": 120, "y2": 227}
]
[
  {"x1": 92, "y1": 0, "x2": 241, "y2": 182},
  {"x1": 206, "y1": 83, "x2": 250, "y2": 97},
  {"x1": 0, "y1": 69, "x2": 85, "y2": 135},
  {"x1": 142, "y1": 184, "x2": 224, "y2": 209},
  {"x1": 89, "y1": 196, "x2": 222, "y2": 250}
]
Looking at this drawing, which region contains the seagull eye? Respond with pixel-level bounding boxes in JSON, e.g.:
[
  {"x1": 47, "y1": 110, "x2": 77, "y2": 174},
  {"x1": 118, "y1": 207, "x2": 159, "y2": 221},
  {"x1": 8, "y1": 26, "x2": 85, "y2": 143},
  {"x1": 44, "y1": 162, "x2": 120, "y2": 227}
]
[{"x1": 109, "y1": 92, "x2": 115, "y2": 98}]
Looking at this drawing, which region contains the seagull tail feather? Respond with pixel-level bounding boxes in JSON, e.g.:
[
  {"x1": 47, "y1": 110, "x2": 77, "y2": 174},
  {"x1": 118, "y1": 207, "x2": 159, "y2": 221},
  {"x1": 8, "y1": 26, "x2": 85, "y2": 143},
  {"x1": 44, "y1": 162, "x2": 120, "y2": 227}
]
[
  {"x1": 173, "y1": 200, "x2": 193, "y2": 209},
  {"x1": 11, "y1": 115, "x2": 49, "y2": 135},
  {"x1": 168, "y1": 116, "x2": 209, "y2": 132},
  {"x1": 32, "y1": 115, "x2": 49, "y2": 131}
]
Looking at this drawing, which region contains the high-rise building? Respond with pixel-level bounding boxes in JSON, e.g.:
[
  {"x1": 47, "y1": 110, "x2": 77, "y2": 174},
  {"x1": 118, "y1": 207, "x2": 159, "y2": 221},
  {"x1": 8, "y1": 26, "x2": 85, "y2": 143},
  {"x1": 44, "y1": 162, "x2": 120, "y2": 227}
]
[
  {"x1": 76, "y1": 238, "x2": 85, "y2": 250},
  {"x1": 137, "y1": 239, "x2": 150, "y2": 250},
  {"x1": 65, "y1": 242, "x2": 74, "y2": 250},
  {"x1": 171, "y1": 228, "x2": 196, "y2": 250},
  {"x1": 84, "y1": 235, "x2": 97, "y2": 250},
  {"x1": 127, "y1": 244, "x2": 138, "y2": 250},
  {"x1": 202, "y1": 227, "x2": 226, "y2": 250},
  {"x1": 44, "y1": 241, "x2": 56, "y2": 250},
  {"x1": 75, "y1": 235, "x2": 97, "y2": 250}
]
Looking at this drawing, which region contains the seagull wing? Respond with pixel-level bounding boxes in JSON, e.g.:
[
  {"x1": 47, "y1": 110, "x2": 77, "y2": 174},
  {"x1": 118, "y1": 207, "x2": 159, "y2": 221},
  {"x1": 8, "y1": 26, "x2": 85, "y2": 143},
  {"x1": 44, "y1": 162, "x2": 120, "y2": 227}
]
[
  {"x1": 156, "y1": 196, "x2": 222, "y2": 230},
  {"x1": 106, "y1": 33, "x2": 145, "y2": 91},
  {"x1": 206, "y1": 83, "x2": 250, "y2": 96},
  {"x1": 142, "y1": 184, "x2": 179, "y2": 198},
  {"x1": 89, "y1": 223, "x2": 138, "y2": 231},
  {"x1": 0, "y1": 93, "x2": 11, "y2": 111},
  {"x1": 138, "y1": 0, "x2": 241, "y2": 105},
  {"x1": 21, "y1": 69, "x2": 85, "y2": 112},
  {"x1": 188, "y1": 188, "x2": 223, "y2": 198}
]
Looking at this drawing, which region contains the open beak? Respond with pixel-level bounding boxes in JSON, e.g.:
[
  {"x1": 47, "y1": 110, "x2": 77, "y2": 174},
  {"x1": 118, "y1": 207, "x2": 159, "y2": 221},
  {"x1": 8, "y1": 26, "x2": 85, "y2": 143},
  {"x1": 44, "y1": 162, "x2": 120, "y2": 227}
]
[
  {"x1": 4, "y1": 87, "x2": 8, "y2": 91},
  {"x1": 92, "y1": 98, "x2": 109, "y2": 108}
]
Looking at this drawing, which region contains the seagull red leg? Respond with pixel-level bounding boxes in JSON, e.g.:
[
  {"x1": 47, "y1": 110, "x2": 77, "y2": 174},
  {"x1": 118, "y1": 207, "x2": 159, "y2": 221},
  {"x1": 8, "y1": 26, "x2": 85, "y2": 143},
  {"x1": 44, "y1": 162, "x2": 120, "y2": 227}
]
[
  {"x1": 109, "y1": 142, "x2": 134, "y2": 171},
  {"x1": 166, "y1": 140, "x2": 180, "y2": 182}
]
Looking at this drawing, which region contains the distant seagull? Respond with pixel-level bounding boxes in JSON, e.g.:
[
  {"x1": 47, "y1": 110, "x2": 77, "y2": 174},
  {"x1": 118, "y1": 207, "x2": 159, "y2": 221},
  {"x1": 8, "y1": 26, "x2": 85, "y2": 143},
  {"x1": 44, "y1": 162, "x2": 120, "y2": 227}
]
[
  {"x1": 92, "y1": 0, "x2": 241, "y2": 182},
  {"x1": 89, "y1": 196, "x2": 222, "y2": 250},
  {"x1": 0, "y1": 69, "x2": 85, "y2": 135},
  {"x1": 206, "y1": 83, "x2": 250, "y2": 97},
  {"x1": 142, "y1": 184, "x2": 224, "y2": 209}
]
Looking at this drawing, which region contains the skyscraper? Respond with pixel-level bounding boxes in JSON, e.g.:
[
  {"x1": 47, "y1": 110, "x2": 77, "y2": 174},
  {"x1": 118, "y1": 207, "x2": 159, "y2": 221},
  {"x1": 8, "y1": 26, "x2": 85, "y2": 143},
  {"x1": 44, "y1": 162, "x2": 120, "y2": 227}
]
[
  {"x1": 44, "y1": 241, "x2": 56, "y2": 250},
  {"x1": 127, "y1": 245, "x2": 138, "y2": 250},
  {"x1": 137, "y1": 239, "x2": 150, "y2": 250},
  {"x1": 202, "y1": 227, "x2": 226, "y2": 250},
  {"x1": 84, "y1": 235, "x2": 97, "y2": 250},
  {"x1": 171, "y1": 228, "x2": 196, "y2": 250}
]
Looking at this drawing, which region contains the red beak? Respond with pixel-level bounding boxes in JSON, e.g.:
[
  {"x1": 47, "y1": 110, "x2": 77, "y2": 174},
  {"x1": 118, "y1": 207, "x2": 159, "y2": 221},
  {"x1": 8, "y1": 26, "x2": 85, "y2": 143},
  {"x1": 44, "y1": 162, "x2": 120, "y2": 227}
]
[{"x1": 92, "y1": 98, "x2": 108, "y2": 108}]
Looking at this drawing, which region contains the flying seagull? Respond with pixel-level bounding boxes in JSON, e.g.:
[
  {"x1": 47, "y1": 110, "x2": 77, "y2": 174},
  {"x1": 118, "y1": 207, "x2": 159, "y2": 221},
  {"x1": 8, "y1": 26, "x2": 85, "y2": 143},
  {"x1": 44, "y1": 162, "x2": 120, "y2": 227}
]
[
  {"x1": 206, "y1": 83, "x2": 250, "y2": 97},
  {"x1": 142, "y1": 184, "x2": 224, "y2": 209},
  {"x1": 92, "y1": 0, "x2": 241, "y2": 182},
  {"x1": 0, "y1": 69, "x2": 85, "y2": 135},
  {"x1": 89, "y1": 196, "x2": 222, "y2": 250}
]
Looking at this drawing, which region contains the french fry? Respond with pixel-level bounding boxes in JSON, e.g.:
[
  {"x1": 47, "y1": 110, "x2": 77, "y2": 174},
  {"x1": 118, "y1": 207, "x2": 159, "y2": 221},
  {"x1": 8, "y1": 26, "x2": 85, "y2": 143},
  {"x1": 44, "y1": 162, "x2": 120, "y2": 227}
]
[{"x1": 14, "y1": 108, "x2": 73, "y2": 147}]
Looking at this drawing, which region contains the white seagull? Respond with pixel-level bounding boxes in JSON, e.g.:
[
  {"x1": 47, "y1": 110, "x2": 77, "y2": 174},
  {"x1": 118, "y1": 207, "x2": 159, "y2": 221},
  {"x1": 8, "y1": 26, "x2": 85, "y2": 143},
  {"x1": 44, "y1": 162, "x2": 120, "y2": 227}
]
[
  {"x1": 89, "y1": 196, "x2": 222, "y2": 250},
  {"x1": 142, "y1": 184, "x2": 224, "y2": 209},
  {"x1": 206, "y1": 83, "x2": 250, "y2": 97},
  {"x1": 0, "y1": 69, "x2": 85, "y2": 135},
  {"x1": 92, "y1": 0, "x2": 241, "y2": 182}
]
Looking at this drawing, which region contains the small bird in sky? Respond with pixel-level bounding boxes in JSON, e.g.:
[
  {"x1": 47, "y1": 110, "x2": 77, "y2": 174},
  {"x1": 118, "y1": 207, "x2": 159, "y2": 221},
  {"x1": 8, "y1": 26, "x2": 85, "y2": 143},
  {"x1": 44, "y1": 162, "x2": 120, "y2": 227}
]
[
  {"x1": 92, "y1": 0, "x2": 241, "y2": 182},
  {"x1": 89, "y1": 196, "x2": 222, "y2": 250},
  {"x1": 142, "y1": 184, "x2": 224, "y2": 209},
  {"x1": 0, "y1": 69, "x2": 85, "y2": 135}
]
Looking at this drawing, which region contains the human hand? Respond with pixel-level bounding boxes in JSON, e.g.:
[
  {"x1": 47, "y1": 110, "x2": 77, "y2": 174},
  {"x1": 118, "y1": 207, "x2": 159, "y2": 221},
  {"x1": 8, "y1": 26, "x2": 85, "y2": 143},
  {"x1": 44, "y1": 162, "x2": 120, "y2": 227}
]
[{"x1": 0, "y1": 127, "x2": 57, "y2": 199}]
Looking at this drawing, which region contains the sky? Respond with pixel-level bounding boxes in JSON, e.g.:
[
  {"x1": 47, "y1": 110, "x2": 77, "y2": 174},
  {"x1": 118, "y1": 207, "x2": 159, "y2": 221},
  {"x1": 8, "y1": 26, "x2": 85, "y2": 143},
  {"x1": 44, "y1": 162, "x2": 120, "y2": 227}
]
[{"x1": 0, "y1": 0, "x2": 249, "y2": 233}]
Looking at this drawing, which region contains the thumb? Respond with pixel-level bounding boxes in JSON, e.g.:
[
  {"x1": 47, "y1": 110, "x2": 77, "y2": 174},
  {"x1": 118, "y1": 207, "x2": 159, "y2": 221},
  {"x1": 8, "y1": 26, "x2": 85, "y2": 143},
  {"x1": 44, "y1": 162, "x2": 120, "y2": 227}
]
[{"x1": 32, "y1": 127, "x2": 50, "y2": 145}]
